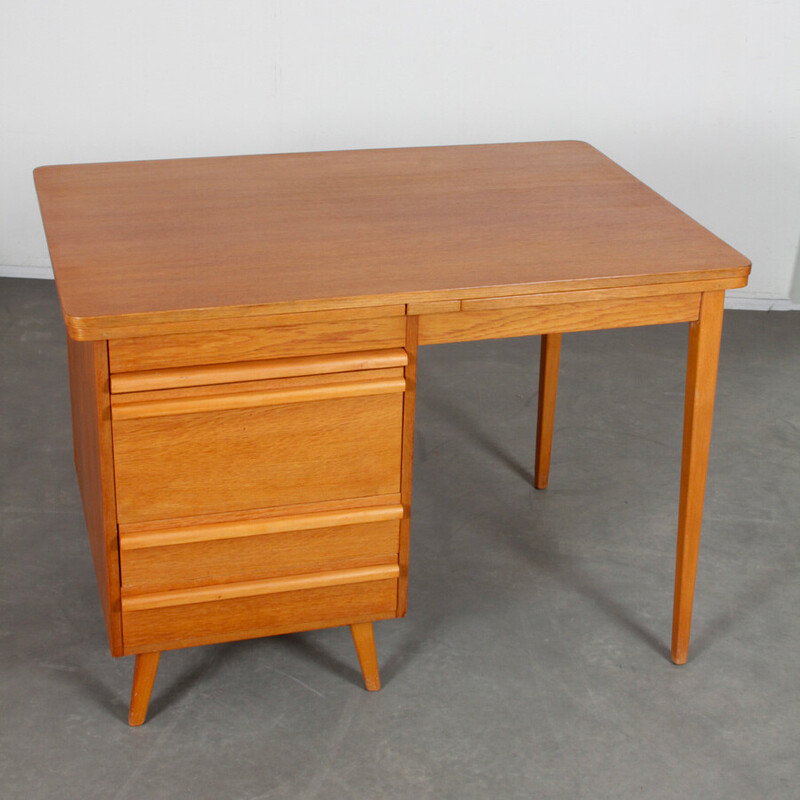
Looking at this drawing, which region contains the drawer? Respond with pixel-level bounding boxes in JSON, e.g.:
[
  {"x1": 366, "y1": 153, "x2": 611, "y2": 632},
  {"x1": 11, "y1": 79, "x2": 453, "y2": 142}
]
[
  {"x1": 119, "y1": 504, "x2": 403, "y2": 593},
  {"x1": 108, "y1": 306, "x2": 406, "y2": 372},
  {"x1": 417, "y1": 294, "x2": 701, "y2": 345},
  {"x1": 112, "y1": 374, "x2": 405, "y2": 523},
  {"x1": 121, "y1": 569, "x2": 399, "y2": 653}
]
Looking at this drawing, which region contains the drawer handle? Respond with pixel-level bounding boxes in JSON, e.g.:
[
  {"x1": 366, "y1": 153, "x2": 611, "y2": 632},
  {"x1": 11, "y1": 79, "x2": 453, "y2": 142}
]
[
  {"x1": 112, "y1": 376, "x2": 406, "y2": 420},
  {"x1": 120, "y1": 504, "x2": 405, "y2": 550},
  {"x1": 122, "y1": 564, "x2": 400, "y2": 611},
  {"x1": 111, "y1": 348, "x2": 409, "y2": 393}
]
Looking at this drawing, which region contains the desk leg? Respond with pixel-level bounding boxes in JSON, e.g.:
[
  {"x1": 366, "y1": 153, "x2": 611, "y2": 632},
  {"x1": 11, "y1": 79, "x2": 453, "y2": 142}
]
[
  {"x1": 672, "y1": 291, "x2": 725, "y2": 664},
  {"x1": 535, "y1": 333, "x2": 562, "y2": 489},
  {"x1": 128, "y1": 651, "x2": 161, "y2": 726},
  {"x1": 350, "y1": 623, "x2": 381, "y2": 691}
]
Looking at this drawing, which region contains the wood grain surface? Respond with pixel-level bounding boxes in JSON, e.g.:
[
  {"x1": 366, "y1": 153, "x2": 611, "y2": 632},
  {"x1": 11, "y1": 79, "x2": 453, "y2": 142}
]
[
  {"x1": 111, "y1": 367, "x2": 405, "y2": 406},
  {"x1": 119, "y1": 504, "x2": 404, "y2": 550},
  {"x1": 350, "y1": 622, "x2": 382, "y2": 691},
  {"x1": 122, "y1": 579, "x2": 398, "y2": 653},
  {"x1": 110, "y1": 376, "x2": 406, "y2": 420},
  {"x1": 122, "y1": 564, "x2": 400, "y2": 611},
  {"x1": 113, "y1": 391, "x2": 404, "y2": 523},
  {"x1": 66, "y1": 338, "x2": 123, "y2": 654},
  {"x1": 34, "y1": 141, "x2": 750, "y2": 339},
  {"x1": 110, "y1": 347, "x2": 409, "y2": 393},
  {"x1": 396, "y1": 315, "x2": 418, "y2": 617},
  {"x1": 418, "y1": 293, "x2": 701, "y2": 345},
  {"x1": 118, "y1": 493, "x2": 404, "y2": 534},
  {"x1": 108, "y1": 314, "x2": 406, "y2": 372},
  {"x1": 672, "y1": 290, "x2": 726, "y2": 664},
  {"x1": 128, "y1": 652, "x2": 160, "y2": 726},
  {"x1": 120, "y1": 517, "x2": 401, "y2": 593}
]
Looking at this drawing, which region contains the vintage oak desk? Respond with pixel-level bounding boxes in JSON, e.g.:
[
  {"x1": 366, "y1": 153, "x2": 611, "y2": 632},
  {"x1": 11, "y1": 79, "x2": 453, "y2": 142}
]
[{"x1": 34, "y1": 142, "x2": 750, "y2": 725}]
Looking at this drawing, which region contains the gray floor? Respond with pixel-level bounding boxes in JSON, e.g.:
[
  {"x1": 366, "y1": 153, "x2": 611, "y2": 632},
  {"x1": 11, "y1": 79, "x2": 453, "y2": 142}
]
[{"x1": 1, "y1": 276, "x2": 798, "y2": 799}]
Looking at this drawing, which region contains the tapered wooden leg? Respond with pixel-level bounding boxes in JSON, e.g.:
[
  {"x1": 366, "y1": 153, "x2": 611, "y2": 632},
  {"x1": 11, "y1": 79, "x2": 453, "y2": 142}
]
[
  {"x1": 535, "y1": 333, "x2": 562, "y2": 489},
  {"x1": 672, "y1": 291, "x2": 725, "y2": 665},
  {"x1": 128, "y1": 651, "x2": 161, "y2": 726},
  {"x1": 350, "y1": 622, "x2": 381, "y2": 691}
]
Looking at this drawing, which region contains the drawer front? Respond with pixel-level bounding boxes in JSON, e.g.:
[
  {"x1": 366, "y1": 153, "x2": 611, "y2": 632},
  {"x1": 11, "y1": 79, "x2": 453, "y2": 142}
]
[
  {"x1": 109, "y1": 310, "x2": 406, "y2": 372},
  {"x1": 119, "y1": 506, "x2": 403, "y2": 593},
  {"x1": 113, "y1": 389, "x2": 404, "y2": 523},
  {"x1": 122, "y1": 575, "x2": 399, "y2": 653},
  {"x1": 417, "y1": 293, "x2": 701, "y2": 345}
]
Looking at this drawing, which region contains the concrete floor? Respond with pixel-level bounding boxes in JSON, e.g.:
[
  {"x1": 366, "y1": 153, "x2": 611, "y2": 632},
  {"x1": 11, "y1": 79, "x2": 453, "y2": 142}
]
[{"x1": 1, "y1": 277, "x2": 798, "y2": 799}]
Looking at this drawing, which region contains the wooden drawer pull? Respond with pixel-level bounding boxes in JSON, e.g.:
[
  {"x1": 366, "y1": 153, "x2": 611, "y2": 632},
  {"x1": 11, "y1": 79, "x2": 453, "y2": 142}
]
[
  {"x1": 122, "y1": 564, "x2": 400, "y2": 611},
  {"x1": 120, "y1": 504, "x2": 405, "y2": 551},
  {"x1": 112, "y1": 376, "x2": 406, "y2": 420},
  {"x1": 111, "y1": 348, "x2": 409, "y2": 393}
]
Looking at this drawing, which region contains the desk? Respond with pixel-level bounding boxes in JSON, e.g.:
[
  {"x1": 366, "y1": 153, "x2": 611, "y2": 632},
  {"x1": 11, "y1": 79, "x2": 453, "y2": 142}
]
[{"x1": 34, "y1": 141, "x2": 750, "y2": 725}]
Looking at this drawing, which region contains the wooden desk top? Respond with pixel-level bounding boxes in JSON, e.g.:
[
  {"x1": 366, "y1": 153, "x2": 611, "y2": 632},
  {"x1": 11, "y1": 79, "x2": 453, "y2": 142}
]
[{"x1": 34, "y1": 141, "x2": 749, "y2": 339}]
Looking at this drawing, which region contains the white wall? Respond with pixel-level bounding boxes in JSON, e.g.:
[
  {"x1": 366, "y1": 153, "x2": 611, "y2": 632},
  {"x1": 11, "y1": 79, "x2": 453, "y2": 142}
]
[{"x1": 2, "y1": 0, "x2": 798, "y2": 305}]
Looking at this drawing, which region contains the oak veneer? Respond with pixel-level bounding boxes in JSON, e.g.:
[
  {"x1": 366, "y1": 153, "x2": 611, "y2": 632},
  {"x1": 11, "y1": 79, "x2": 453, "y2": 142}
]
[
  {"x1": 35, "y1": 141, "x2": 750, "y2": 725},
  {"x1": 122, "y1": 564, "x2": 401, "y2": 612},
  {"x1": 112, "y1": 390, "x2": 404, "y2": 524},
  {"x1": 110, "y1": 375, "x2": 407, "y2": 420},
  {"x1": 119, "y1": 504, "x2": 405, "y2": 550},
  {"x1": 120, "y1": 516, "x2": 402, "y2": 593},
  {"x1": 66, "y1": 337, "x2": 123, "y2": 655},
  {"x1": 122, "y1": 579, "x2": 399, "y2": 654},
  {"x1": 110, "y1": 366, "x2": 405, "y2": 406},
  {"x1": 418, "y1": 293, "x2": 702, "y2": 345},
  {"x1": 110, "y1": 347, "x2": 409, "y2": 393},
  {"x1": 458, "y1": 277, "x2": 742, "y2": 312},
  {"x1": 397, "y1": 315, "x2": 419, "y2": 617},
  {"x1": 34, "y1": 141, "x2": 749, "y2": 340},
  {"x1": 108, "y1": 313, "x2": 407, "y2": 372},
  {"x1": 118, "y1": 494, "x2": 405, "y2": 533},
  {"x1": 406, "y1": 300, "x2": 462, "y2": 316}
]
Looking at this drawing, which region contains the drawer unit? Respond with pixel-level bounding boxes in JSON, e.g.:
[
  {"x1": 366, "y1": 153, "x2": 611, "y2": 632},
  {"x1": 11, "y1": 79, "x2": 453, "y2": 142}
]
[
  {"x1": 108, "y1": 344, "x2": 413, "y2": 667},
  {"x1": 64, "y1": 329, "x2": 415, "y2": 721}
]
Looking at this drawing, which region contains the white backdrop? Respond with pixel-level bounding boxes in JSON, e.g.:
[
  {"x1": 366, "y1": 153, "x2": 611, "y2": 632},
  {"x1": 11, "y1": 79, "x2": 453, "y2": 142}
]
[{"x1": 2, "y1": 0, "x2": 798, "y2": 305}]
